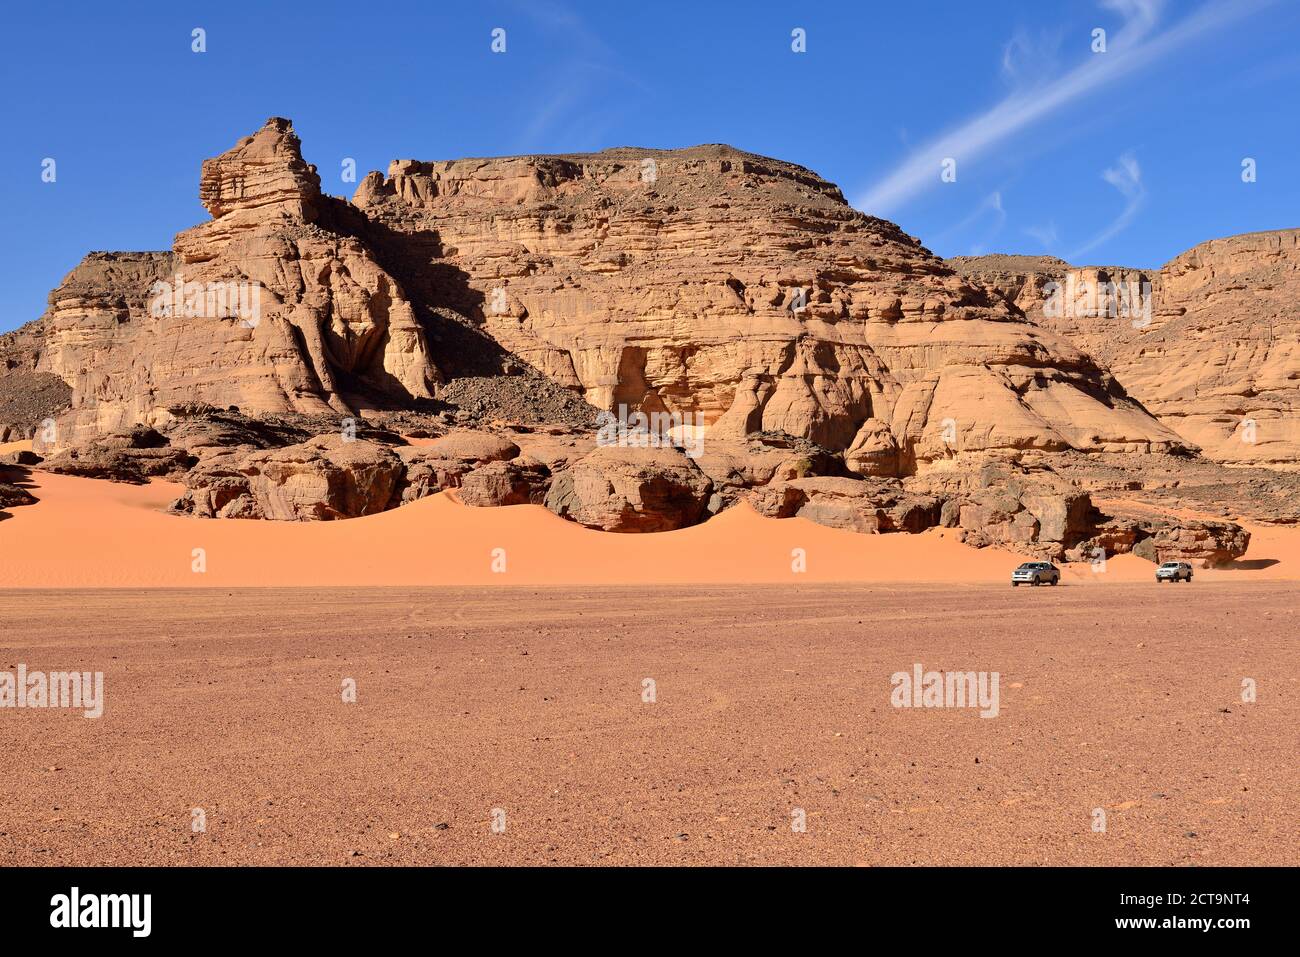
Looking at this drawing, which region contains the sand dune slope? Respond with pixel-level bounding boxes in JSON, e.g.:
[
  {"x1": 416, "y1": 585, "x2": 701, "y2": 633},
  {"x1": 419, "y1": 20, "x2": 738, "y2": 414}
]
[{"x1": 1, "y1": 470, "x2": 1298, "y2": 587}]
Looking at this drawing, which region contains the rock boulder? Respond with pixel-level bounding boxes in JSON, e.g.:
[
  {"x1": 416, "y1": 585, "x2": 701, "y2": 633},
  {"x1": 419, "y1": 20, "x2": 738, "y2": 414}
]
[
  {"x1": 545, "y1": 445, "x2": 712, "y2": 532},
  {"x1": 172, "y1": 435, "x2": 403, "y2": 520}
]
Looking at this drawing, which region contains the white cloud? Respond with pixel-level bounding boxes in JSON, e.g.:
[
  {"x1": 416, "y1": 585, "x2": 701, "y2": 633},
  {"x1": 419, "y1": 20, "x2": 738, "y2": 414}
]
[
  {"x1": 510, "y1": 0, "x2": 645, "y2": 150},
  {"x1": 1000, "y1": 27, "x2": 1065, "y2": 89},
  {"x1": 1103, "y1": 152, "x2": 1142, "y2": 198},
  {"x1": 933, "y1": 191, "x2": 1006, "y2": 251},
  {"x1": 1066, "y1": 152, "x2": 1146, "y2": 260},
  {"x1": 855, "y1": 0, "x2": 1268, "y2": 215},
  {"x1": 1023, "y1": 222, "x2": 1060, "y2": 249}
]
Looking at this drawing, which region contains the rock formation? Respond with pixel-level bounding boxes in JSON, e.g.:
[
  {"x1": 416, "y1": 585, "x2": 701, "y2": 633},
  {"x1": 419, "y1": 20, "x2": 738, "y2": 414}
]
[
  {"x1": 172, "y1": 435, "x2": 405, "y2": 521},
  {"x1": 351, "y1": 142, "x2": 1184, "y2": 469},
  {"x1": 0, "y1": 320, "x2": 71, "y2": 442},
  {"x1": 544, "y1": 445, "x2": 713, "y2": 533},
  {"x1": 5, "y1": 118, "x2": 1186, "y2": 469},
  {"x1": 0, "y1": 478, "x2": 38, "y2": 513},
  {"x1": 953, "y1": 228, "x2": 1300, "y2": 465},
  {"x1": 745, "y1": 476, "x2": 941, "y2": 536},
  {"x1": 40, "y1": 426, "x2": 195, "y2": 484},
  {"x1": 0, "y1": 117, "x2": 1288, "y2": 567},
  {"x1": 18, "y1": 120, "x2": 441, "y2": 450}
]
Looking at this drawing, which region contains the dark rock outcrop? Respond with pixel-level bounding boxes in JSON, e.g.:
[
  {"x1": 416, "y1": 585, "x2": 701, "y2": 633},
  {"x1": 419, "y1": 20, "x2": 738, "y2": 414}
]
[{"x1": 40, "y1": 427, "x2": 195, "y2": 484}]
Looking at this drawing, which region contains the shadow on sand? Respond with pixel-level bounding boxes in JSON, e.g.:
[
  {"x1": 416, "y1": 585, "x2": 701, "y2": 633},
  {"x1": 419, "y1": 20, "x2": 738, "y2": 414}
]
[{"x1": 1223, "y1": 558, "x2": 1281, "y2": 570}]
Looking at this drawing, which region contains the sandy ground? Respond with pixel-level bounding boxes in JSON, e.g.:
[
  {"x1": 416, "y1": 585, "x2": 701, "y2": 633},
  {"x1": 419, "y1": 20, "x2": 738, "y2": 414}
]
[
  {"x1": 0, "y1": 584, "x2": 1294, "y2": 866},
  {"x1": 2, "y1": 464, "x2": 1295, "y2": 865},
  {"x1": 3, "y1": 469, "x2": 1299, "y2": 587}
]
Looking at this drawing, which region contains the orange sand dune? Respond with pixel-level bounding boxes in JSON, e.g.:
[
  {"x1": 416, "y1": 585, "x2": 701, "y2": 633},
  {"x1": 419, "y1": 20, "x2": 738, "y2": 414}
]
[{"x1": 2, "y1": 470, "x2": 1298, "y2": 588}]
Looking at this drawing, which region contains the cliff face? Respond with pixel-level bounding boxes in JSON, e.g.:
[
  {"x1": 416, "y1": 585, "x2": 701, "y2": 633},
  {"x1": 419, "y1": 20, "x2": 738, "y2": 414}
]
[
  {"x1": 1, "y1": 117, "x2": 1288, "y2": 479},
  {"x1": 16, "y1": 119, "x2": 441, "y2": 448},
  {"x1": 4, "y1": 117, "x2": 1293, "y2": 558},
  {"x1": 953, "y1": 229, "x2": 1300, "y2": 465},
  {"x1": 0, "y1": 318, "x2": 70, "y2": 442},
  {"x1": 348, "y1": 139, "x2": 1184, "y2": 472},
  {"x1": 1133, "y1": 231, "x2": 1300, "y2": 464}
]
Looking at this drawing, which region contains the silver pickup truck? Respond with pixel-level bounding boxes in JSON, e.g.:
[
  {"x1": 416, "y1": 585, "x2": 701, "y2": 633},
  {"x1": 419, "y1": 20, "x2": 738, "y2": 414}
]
[{"x1": 1011, "y1": 562, "x2": 1060, "y2": 586}]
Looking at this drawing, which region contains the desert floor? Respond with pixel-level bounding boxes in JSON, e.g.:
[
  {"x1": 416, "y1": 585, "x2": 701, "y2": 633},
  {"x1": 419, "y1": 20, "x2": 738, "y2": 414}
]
[{"x1": 0, "y1": 583, "x2": 1294, "y2": 866}]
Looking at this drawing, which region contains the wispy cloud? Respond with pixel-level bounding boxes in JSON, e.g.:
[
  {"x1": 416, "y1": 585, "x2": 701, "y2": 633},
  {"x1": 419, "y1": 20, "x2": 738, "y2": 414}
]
[
  {"x1": 509, "y1": 0, "x2": 645, "y2": 151},
  {"x1": 1000, "y1": 26, "x2": 1065, "y2": 89},
  {"x1": 513, "y1": 0, "x2": 616, "y2": 60},
  {"x1": 970, "y1": 191, "x2": 1006, "y2": 254},
  {"x1": 855, "y1": 0, "x2": 1268, "y2": 215},
  {"x1": 1023, "y1": 221, "x2": 1060, "y2": 250},
  {"x1": 1066, "y1": 151, "x2": 1145, "y2": 260},
  {"x1": 515, "y1": 61, "x2": 594, "y2": 148},
  {"x1": 933, "y1": 191, "x2": 1007, "y2": 253}
]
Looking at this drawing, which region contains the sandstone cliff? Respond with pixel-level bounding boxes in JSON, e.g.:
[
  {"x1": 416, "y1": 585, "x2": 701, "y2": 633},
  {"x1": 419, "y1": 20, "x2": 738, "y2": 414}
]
[
  {"x1": 6, "y1": 118, "x2": 1183, "y2": 472},
  {"x1": 0, "y1": 117, "x2": 1290, "y2": 564},
  {"x1": 351, "y1": 142, "x2": 1184, "y2": 471},
  {"x1": 953, "y1": 228, "x2": 1300, "y2": 465},
  {"x1": 17, "y1": 119, "x2": 442, "y2": 449}
]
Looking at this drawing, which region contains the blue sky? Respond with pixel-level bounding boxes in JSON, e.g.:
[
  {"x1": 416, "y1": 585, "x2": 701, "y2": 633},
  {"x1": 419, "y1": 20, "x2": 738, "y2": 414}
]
[{"x1": 1, "y1": 0, "x2": 1297, "y2": 332}]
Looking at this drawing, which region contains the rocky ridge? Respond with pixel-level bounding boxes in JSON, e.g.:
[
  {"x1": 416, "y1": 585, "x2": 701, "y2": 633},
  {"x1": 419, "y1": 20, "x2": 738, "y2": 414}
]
[
  {"x1": 0, "y1": 118, "x2": 1291, "y2": 567},
  {"x1": 952, "y1": 228, "x2": 1300, "y2": 465}
]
